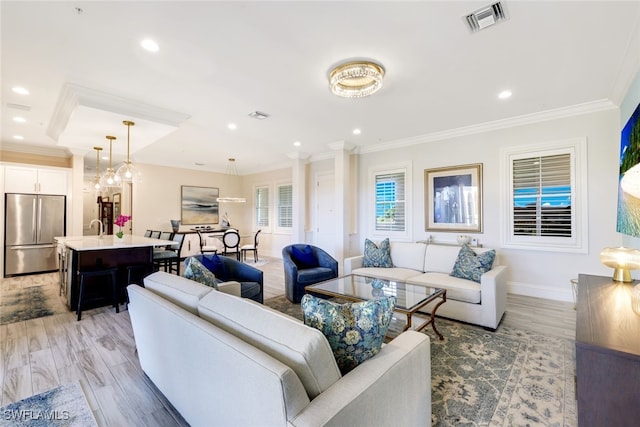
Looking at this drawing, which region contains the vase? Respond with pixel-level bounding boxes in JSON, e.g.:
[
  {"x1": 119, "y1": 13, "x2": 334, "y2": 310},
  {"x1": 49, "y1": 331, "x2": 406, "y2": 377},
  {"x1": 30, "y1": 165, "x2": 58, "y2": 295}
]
[
  {"x1": 170, "y1": 219, "x2": 180, "y2": 233},
  {"x1": 114, "y1": 234, "x2": 125, "y2": 244}
]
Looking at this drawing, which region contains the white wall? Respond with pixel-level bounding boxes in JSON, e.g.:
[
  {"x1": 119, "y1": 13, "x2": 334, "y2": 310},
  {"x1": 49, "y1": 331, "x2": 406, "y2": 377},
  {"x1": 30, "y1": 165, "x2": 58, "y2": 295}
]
[{"x1": 352, "y1": 108, "x2": 621, "y2": 301}]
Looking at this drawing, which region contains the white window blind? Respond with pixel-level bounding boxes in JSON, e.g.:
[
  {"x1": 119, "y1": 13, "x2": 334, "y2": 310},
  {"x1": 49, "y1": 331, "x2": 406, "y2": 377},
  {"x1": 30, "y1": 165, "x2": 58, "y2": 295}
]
[
  {"x1": 375, "y1": 172, "x2": 406, "y2": 232},
  {"x1": 512, "y1": 153, "x2": 572, "y2": 237},
  {"x1": 255, "y1": 186, "x2": 269, "y2": 227},
  {"x1": 278, "y1": 184, "x2": 293, "y2": 228}
]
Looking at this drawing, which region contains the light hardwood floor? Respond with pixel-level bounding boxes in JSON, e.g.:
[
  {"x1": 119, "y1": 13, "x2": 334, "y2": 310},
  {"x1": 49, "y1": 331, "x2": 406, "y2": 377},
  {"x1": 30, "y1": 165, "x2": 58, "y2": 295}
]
[{"x1": 0, "y1": 257, "x2": 576, "y2": 426}]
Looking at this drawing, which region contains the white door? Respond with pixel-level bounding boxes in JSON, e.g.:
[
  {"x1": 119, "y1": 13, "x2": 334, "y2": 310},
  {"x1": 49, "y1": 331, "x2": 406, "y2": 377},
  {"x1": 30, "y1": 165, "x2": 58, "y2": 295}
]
[
  {"x1": 38, "y1": 169, "x2": 67, "y2": 195},
  {"x1": 315, "y1": 173, "x2": 337, "y2": 258},
  {"x1": 5, "y1": 166, "x2": 38, "y2": 193}
]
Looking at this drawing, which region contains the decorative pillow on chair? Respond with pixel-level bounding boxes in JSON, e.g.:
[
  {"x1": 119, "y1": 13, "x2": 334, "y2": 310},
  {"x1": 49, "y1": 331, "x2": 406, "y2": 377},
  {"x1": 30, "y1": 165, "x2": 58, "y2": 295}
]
[
  {"x1": 450, "y1": 244, "x2": 496, "y2": 283},
  {"x1": 184, "y1": 257, "x2": 218, "y2": 289},
  {"x1": 200, "y1": 254, "x2": 227, "y2": 279},
  {"x1": 363, "y1": 238, "x2": 393, "y2": 268},
  {"x1": 291, "y1": 245, "x2": 319, "y2": 269},
  {"x1": 301, "y1": 294, "x2": 396, "y2": 374}
]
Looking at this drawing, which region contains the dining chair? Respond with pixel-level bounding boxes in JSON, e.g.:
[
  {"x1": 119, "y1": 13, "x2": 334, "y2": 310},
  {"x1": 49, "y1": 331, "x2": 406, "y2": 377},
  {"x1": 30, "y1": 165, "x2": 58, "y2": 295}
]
[
  {"x1": 196, "y1": 230, "x2": 218, "y2": 255},
  {"x1": 150, "y1": 230, "x2": 161, "y2": 239},
  {"x1": 144, "y1": 229, "x2": 152, "y2": 237},
  {"x1": 222, "y1": 229, "x2": 241, "y2": 261},
  {"x1": 240, "y1": 229, "x2": 261, "y2": 262}
]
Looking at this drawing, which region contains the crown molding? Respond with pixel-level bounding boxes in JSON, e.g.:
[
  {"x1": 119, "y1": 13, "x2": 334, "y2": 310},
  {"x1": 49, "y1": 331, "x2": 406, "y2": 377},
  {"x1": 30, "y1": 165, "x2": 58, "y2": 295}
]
[
  {"x1": 0, "y1": 141, "x2": 70, "y2": 158},
  {"x1": 46, "y1": 82, "x2": 191, "y2": 141},
  {"x1": 609, "y1": 19, "x2": 640, "y2": 105},
  {"x1": 359, "y1": 99, "x2": 618, "y2": 154},
  {"x1": 286, "y1": 151, "x2": 310, "y2": 160}
]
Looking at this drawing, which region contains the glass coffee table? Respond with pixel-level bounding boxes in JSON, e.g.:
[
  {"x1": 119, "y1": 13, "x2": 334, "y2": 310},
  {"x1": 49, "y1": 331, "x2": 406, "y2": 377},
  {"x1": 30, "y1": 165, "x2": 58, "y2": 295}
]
[{"x1": 305, "y1": 274, "x2": 447, "y2": 340}]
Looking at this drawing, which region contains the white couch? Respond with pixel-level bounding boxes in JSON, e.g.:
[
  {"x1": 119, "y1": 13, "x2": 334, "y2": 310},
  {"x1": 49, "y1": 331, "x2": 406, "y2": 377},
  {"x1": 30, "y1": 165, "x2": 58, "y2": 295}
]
[
  {"x1": 344, "y1": 242, "x2": 508, "y2": 330},
  {"x1": 127, "y1": 271, "x2": 431, "y2": 427}
]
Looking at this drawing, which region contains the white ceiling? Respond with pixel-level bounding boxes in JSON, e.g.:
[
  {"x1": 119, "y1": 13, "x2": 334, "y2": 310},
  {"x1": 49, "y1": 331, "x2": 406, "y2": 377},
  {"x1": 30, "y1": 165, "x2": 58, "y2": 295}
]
[{"x1": 2, "y1": 1, "x2": 640, "y2": 175}]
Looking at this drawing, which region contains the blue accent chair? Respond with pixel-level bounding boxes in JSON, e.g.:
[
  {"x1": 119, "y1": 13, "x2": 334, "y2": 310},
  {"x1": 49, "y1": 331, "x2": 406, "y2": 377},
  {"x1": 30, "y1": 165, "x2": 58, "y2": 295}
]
[
  {"x1": 188, "y1": 254, "x2": 264, "y2": 303},
  {"x1": 282, "y1": 244, "x2": 339, "y2": 303}
]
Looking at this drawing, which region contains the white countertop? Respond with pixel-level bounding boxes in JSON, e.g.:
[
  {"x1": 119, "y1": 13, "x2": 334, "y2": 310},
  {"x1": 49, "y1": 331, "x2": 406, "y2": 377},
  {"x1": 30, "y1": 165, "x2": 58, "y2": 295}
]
[{"x1": 55, "y1": 235, "x2": 174, "y2": 251}]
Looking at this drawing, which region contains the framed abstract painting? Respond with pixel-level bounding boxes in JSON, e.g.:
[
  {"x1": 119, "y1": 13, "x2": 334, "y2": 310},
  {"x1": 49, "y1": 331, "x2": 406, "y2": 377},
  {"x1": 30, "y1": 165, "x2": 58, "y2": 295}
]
[
  {"x1": 425, "y1": 163, "x2": 483, "y2": 232},
  {"x1": 617, "y1": 101, "x2": 640, "y2": 236},
  {"x1": 181, "y1": 186, "x2": 219, "y2": 225}
]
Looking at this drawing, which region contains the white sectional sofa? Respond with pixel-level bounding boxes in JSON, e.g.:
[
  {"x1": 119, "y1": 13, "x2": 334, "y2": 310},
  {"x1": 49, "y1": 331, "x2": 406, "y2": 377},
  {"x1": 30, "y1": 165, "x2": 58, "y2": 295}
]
[
  {"x1": 127, "y1": 271, "x2": 432, "y2": 427},
  {"x1": 344, "y1": 242, "x2": 508, "y2": 330}
]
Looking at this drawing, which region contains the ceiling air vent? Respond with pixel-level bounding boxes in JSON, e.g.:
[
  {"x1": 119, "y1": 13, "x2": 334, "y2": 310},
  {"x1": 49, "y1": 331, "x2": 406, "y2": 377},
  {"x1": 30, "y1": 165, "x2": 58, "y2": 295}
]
[
  {"x1": 248, "y1": 111, "x2": 269, "y2": 120},
  {"x1": 5, "y1": 103, "x2": 31, "y2": 111},
  {"x1": 464, "y1": 2, "x2": 507, "y2": 33}
]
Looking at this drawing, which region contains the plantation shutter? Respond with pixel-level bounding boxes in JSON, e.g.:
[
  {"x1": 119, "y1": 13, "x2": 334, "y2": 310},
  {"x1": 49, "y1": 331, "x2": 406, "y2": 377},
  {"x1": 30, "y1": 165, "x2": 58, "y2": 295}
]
[
  {"x1": 375, "y1": 172, "x2": 406, "y2": 232},
  {"x1": 255, "y1": 187, "x2": 269, "y2": 227},
  {"x1": 512, "y1": 153, "x2": 572, "y2": 237},
  {"x1": 278, "y1": 184, "x2": 293, "y2": 228}
]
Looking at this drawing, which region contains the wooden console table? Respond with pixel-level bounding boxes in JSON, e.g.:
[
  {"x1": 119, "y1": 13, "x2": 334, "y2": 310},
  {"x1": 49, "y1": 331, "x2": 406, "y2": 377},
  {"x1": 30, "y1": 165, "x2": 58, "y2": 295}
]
[{"x1": 576, "y1": 274, "x2": 640, "y2": 426}]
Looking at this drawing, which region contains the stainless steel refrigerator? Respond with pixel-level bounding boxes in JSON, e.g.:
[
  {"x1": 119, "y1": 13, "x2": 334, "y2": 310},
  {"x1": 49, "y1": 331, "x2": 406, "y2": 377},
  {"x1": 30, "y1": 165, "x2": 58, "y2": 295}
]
[{"x1": 4, "y1": 193, "x2": 66, "y2": 276}]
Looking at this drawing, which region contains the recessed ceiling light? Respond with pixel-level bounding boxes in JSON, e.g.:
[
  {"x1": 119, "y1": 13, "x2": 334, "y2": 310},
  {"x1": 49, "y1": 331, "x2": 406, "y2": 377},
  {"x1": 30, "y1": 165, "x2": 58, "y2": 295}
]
[
  {"x1": 12, "y1": 86, "x2": 29, "y2": 95},
  {"x1": 498, "y1": 90, "x2": 512, "y2": 99},
  {"x1": 141, "y1": 39, "x2": 159, "y2": 52},
  {"x1": 13, "y1": 135, "x2": 24, "y2": 140},
  {"x1": 293, "y1": 141, "x2": 301, "y2": 147},
  {"x1": 13, "y1": 116, "x2": 26, "y2": 123},
  {"x1": 353, "y1": 128, "x2": 362, "y2": 135},
  {"x1": 227, "y1": 123, "x2": 237, "y2": 130}
]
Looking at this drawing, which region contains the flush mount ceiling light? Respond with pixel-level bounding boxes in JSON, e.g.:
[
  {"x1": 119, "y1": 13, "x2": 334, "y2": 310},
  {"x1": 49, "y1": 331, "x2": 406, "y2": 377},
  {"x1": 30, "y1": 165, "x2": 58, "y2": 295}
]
[
  {"x1": 329, "y1": 61, "x2": 385, "y2": 98},
  {"x1": 217, "y1": 158, "x2": 246, "y2": 203}
]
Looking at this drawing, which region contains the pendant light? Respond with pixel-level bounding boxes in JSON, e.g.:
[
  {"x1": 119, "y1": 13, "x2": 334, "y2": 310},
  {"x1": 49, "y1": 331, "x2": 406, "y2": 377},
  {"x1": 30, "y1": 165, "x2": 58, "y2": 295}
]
[
  {"x1": 115, "y1": 120, "x2": 140, "y2": 183},
  {"x1": 91, "y1": 146, "x2": 103, "y2": 190},
  {"x1": 217, "y1": 158, "x2": 246, "y2": 203},
  {"x1": 102, "y1": 135, "x2": 121, "y2": 188}
]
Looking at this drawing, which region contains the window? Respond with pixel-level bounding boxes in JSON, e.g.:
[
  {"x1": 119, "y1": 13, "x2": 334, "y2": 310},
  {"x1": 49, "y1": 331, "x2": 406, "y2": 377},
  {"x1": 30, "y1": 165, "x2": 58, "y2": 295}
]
[
  {"x1": 255, "y1": 186, "x2": 269, "y2": 227},
  {"x1": 277, "y1": 184, "x2": 293, "y2": 228},
  {"x1": 371, "y1": 163, "x2": 411, "y2": 239},
  {"x1": 502, "y1": 138, "x2": 587, "y2": 252}
]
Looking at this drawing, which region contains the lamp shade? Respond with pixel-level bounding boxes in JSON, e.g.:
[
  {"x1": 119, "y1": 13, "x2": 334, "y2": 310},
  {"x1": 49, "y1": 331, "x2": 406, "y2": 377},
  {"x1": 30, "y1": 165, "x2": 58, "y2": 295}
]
[{"x1": 600, "y1": 247, "x2": 640, "y2": 282}]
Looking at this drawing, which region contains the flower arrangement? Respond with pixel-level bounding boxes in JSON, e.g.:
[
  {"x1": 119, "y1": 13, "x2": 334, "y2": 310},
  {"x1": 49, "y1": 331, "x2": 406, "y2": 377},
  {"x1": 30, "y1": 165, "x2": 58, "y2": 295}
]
[{"x1": 114, "y1": 214, "x2": 131, "y2": 238}]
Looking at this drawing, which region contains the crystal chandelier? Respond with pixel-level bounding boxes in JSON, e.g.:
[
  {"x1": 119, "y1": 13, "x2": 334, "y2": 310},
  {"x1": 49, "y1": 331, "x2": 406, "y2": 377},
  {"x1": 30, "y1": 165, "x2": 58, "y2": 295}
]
[
  {"x1": 217, "y1": 158, "x2": 246, "y2": 203},
  {"x1": 102, "y1": 135, "x2": 121, "y2": 188},
  {"x1": 329, "y1": 61, "x2": 385, "y2": 98},
  {"x1": 115, "y1": 120, "x2": 141, "y2": 183},
  {"x1": 90, "y1": 146, "x2": 103, "y2": 190}
]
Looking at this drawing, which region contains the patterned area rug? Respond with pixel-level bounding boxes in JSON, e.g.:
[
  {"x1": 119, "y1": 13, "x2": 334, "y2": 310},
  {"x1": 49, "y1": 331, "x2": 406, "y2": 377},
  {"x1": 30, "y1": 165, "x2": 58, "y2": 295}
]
[
  {"x1": 0, "y1": 382, "x2": 97, "y2": 426},
  {"x1": 0, "y1": 273, "x2": 67, "y2": 325},
  {"x1": 264, "y1": 295, "x2": 576, "y2": 427}
]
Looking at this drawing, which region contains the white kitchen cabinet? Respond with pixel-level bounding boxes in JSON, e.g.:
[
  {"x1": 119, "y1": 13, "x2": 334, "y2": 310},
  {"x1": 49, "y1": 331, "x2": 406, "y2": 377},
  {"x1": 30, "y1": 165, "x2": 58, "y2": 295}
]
[{"x1": 4, "y1": 166, "x2": 68, "y2": 195}]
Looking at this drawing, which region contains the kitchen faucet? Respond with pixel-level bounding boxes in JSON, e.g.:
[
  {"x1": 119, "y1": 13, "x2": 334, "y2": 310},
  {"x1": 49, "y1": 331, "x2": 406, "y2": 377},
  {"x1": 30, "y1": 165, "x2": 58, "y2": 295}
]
[{"x1": 90, "y1": 219, "x2": 104, "y2": 238}]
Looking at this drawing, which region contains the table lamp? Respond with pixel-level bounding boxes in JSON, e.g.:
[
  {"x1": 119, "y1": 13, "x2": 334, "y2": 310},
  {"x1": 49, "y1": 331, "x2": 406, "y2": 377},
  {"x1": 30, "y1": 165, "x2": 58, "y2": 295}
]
[{"x1": 599, "y1": 247, "x2": 640, "y2": 282}]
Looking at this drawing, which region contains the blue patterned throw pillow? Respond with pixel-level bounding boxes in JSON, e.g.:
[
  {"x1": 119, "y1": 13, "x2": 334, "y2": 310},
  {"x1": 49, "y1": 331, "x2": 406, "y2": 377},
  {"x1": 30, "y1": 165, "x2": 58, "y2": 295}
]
[
  {"x1": 450, "y1": 245, "x2": 496, "y2": 283},
  {"x1": 301, "y1": 294, "x2": 396, "y2": 374},
  {"x1": 362, "y1": 238, "x2": 393, "y2": 268},
  {"x1": 184, "y1": 257, "x2": 218, "y2": 289}
]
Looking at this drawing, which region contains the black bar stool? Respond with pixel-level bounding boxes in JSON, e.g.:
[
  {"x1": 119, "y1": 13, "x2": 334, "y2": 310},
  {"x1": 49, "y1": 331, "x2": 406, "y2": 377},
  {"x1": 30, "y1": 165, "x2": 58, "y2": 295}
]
[
  {"x1": 77, "y1": 266, "x2": 119, "y2": 321},
  {"x1": 124, "y1": 263, "x2": 154, "y2": 306}
]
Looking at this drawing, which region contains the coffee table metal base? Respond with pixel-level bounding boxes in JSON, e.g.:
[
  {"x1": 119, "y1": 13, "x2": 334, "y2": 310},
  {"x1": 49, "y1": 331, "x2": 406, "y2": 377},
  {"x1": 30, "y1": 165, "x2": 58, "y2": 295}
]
[{"x1": 396, "y1": 289, "x2": 446, "y2": 340}]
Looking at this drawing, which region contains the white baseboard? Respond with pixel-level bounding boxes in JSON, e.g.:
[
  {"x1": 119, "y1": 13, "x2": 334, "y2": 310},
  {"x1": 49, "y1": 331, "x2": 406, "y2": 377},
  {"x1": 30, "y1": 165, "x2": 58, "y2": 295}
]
[{"x1": 508, "y1": 280, "x2": 575, "y2": 303}]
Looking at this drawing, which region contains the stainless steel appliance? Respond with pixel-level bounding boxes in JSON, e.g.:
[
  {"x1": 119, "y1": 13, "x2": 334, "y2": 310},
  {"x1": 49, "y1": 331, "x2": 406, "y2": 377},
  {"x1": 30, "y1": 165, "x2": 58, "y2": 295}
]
[{"x1": 4, "y1": 193, "x2": 66, "y2": 276}]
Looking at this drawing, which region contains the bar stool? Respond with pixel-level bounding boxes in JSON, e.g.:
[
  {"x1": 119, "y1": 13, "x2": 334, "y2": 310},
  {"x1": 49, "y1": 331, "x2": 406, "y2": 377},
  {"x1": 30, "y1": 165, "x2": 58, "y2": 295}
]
[
  {"x1": 124, "y1": 263, "x2": 154, "y2": 306},
  {"x1": 77, "y1": 266, "x2": 119, "y2": 321}
]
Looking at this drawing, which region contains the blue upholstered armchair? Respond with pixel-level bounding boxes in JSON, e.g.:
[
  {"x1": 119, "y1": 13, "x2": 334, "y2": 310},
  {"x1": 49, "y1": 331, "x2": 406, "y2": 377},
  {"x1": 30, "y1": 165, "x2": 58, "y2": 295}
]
[
  {"x1": 188, "y1": 254, "x2": 264, "y2": 303},
  {"x1": 282, "y1": 244, "x2": 339, "y2": 303}
]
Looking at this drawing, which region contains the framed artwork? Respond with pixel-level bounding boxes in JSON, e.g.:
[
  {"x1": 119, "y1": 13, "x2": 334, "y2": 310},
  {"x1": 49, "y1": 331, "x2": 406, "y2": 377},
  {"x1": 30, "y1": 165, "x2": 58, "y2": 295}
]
[
  {"x1": 181, "y1": 186, "x2": 219, "y2": 225},
  {"x1": 113, "y1": 193, "x2": 121, "y2": 218},
  {"x1": 617, "y1": 100, "x2": 640, "y2": 236},
  {"x1": 425, "y1": 163, "x2": 483, "y2": 232}
]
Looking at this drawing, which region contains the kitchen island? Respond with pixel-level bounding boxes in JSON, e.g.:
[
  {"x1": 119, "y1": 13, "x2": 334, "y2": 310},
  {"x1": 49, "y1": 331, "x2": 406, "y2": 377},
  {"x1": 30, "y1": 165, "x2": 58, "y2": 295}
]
[{"x1": 55, "y1": 235, "x2": 174, "y2": 312}]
